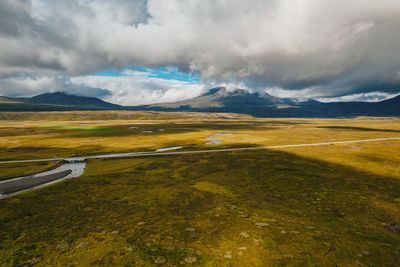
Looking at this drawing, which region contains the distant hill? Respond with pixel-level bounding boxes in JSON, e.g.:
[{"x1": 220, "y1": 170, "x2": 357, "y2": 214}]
[
  {"x1": 144, "y1": 87, "x2": 296, "y2": 109},
  {"x1": 131, "y1": 87, "x2": 400, "y2": 117},
  {"x1": 131, "y1": 87, "x2": 300, "y2": 117},
  {"x1": 296, "y1": 95, "x2": 400, "y2": 117},
  {"x1": 0, "y1": 92, "x2": 121, "y2": 111},
  {"x1": 1, "y1": 88, "x2": 399, "y2": 117}
]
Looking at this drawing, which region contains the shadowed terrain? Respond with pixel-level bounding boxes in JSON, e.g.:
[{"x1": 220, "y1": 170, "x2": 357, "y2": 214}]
[{"x1": 0, "y1": 150, "x2": 399, "y2": 266}]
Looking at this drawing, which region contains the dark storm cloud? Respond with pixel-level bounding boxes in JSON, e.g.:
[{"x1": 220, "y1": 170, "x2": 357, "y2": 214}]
[{"x1": 0, "y1": 0, "x2": 30, "y2": 36}]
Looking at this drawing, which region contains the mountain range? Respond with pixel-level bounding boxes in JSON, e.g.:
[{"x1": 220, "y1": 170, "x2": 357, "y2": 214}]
[
  {"x1": 0, "y1": 87, "x2": 399, "y2": 117},
  {"x1": 132, "y1": 87, "x2": 400, "y2": 117}
]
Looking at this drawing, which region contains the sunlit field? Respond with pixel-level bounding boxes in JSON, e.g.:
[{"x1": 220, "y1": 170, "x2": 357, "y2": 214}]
[{"x1": 0, "y1": 111, "x2": 400, "y2": 266}]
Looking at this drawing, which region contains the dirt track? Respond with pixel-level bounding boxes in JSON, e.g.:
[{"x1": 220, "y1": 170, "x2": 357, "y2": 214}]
[{"x1": 1, "y1": 137, "x2": 399, "y2": 164}]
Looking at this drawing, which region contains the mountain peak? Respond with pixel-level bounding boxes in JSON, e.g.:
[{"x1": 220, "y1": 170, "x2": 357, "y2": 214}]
[
  {"x1": 202, "y1": 87, "x2": 228, "y2": 96},
  {"x1": 202, "y1": 87, "x2": 251, "y2": 97},
  {"x1": 230, "y1": 88, "x2": 249, "y2": 95}
]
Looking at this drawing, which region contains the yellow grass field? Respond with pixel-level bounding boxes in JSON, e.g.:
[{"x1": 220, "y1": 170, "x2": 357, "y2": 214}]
[{"x1": 0, "y1": 111, "x2": 399, "y2": 266}]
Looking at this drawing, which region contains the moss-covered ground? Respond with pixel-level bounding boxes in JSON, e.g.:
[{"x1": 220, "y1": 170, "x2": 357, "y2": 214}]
[{"x1": 0, "y1": 111, "x2": 399, "y2": 266}]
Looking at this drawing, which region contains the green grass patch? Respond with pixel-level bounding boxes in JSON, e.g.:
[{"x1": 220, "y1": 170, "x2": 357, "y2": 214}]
[
  {"x1": 193, "y1": 181, "x2": 235, "y2": 197},
  {"x1": 47, "y1": 125, "x2": 116, "y2": 133}
]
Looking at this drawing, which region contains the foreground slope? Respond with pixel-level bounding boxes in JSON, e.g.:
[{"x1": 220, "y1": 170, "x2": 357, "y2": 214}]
[
  {"x1": 1, "y1": 150, "x2": 399, "y2": 266},
  {"x1": 0, "y1": 113, "x2": 399, "y2": 266}
]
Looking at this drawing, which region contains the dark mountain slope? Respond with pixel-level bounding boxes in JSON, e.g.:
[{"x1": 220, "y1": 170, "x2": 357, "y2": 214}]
[
  {"x1": 28, "y1": 92, "x2": 121, "y2": 109},
  {"x1": 0, "y1": 92, "x2": 121, "y2": 111}
]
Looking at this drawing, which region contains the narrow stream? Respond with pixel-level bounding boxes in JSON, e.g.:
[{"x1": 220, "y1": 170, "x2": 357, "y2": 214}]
[
  {"x1": 0, "y1": 162, "x2": 86, "y2": 199},
  {"x1": 0, "y1": 146, "x2": 183, "y2": 199}
]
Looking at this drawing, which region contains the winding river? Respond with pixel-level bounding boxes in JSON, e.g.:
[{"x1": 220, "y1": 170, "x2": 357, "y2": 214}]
[
  {"x1": 0, "y1": 146, "x2": 183, "y2": 199},
  {"x1": 0, "y1": 162, "x2": 86, "y2": 199}
]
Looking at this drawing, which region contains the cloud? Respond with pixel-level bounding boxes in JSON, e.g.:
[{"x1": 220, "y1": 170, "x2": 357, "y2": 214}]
[
  {"x1": 316, "y1": 92, "x2": 400, "y2": 103},
  {"x1": 0, "y1": 0, "x2": 400, "y2": 102},
  {"x1": 71, "y1": 70, "x2": 204, "y2": 105}
]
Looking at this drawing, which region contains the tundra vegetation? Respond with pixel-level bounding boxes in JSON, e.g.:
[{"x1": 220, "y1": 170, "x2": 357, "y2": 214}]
[{"x1": 0, "y1": 111, "x2": 399, "y2": 266}]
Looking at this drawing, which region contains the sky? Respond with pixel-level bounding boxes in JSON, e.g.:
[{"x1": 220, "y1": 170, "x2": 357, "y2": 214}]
[{"x1": 0, "y1": 0, "x2": 400, "y2": 105}]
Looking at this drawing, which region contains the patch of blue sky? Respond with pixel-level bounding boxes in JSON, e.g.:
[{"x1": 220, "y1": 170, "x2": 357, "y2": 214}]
[
  {"x1": 94, "y1": 68, "x2": 122, "y2": 77},
  {"x1": 95, "y1": 66, "x2": 200, "y2": 83}
]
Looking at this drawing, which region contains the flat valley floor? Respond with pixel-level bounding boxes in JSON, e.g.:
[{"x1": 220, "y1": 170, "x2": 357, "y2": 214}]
[{"x1": 0, "y1": 111, "x2": 399, "y2": 266}]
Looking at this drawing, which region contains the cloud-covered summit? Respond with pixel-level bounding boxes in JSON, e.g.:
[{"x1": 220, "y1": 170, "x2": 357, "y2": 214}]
[{"x1": 1, "y1": 0, "x2": 400, "y2": 104}]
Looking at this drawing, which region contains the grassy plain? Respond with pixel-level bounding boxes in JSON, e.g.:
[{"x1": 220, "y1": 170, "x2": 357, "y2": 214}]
[{"x1": 0, "y1": 111, "x2": 400, "y2": 266}]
